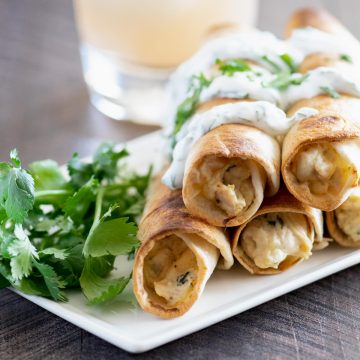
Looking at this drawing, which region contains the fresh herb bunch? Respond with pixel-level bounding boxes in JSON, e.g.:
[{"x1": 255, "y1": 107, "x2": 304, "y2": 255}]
[{"x1": 0, "y1": 144, "x2": 151, "y2": 304}]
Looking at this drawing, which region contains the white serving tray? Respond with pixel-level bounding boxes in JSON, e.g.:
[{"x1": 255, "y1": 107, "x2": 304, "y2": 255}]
[{"x1": 14, "y1": 132, "x2": 360, "y2": 353}]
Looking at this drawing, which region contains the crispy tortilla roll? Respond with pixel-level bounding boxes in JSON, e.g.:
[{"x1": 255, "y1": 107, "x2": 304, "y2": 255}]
[
  {"x1": 282, "y1": 10, "x2": 360, "y2": 210},
  {"x1": 285, "y1": 7, "x2": 357, "y2": 40},
  {"x1": 326, "y1": 188, "x2": 360, "y2": 248},
  {"x1": 232, "y1": 186, "x2": 324, "y2": 275},
  {"x1": 285, "y1": 8, "x2": 359, "y2": 73},
  {"x1": 133, "y1": 176, "x2": 233, "y2": 319},
  {"x1": 282, "y1": 96, "x2": 360, "y2": 211},
  {"x1": 182, "y1": 122, "x2": 280, "y2": 227}
]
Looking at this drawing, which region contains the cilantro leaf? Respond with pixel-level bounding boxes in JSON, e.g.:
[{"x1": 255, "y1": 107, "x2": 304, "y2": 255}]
[
  {"x1": 320, "y1": 86, "x2": 341, "y2": 99},
  {"x1": 0, "y1": 259, "x2": 11, "y2": 288},
  {"x1": 340, "y1": 54, "x2": 353, "y2": 63},
  {"x1": 10, "y1": 149, "x2": 21, "y2": 167},
  {"x1": 39, "y1": 248, "x2": 68, "y2": 260},
  {"x1": 0, "y1": 152, "x2": 35, "y2": 223},
  {"x1": 280, "y1": 53, "x2": 297, "y2": 73},
  {"x1": 68, "y1": 144, "x2": 129, "y2": 188},
  {"x1": 0, "y1": 273, "x2": 10, "y2": 288},
  {"x1": 172, "y1": 73, "x2": 212, "y2": 143},
  {"x1": 15, "y1": 277, "x2": 51, "y2": 297},
  {"x1": 93, "y1": 144, "x2": 129, "y2": 181},
  {"x1": 264, "y1": 73, "x2": 309, "y2": 91},
  {"x1": 80, "y1": 257, "x2": 130, "y2": 304},
  {"x1": 34, "y1": 215, "x2": 74, "y2": 236},
  {"x1": 29, "y1": 160, "x2": 67, "y2": 191},
  {"x1": 83, "y1": 217, "x2": 138, "y2": 257},
  {"x1": 32, "y1": 260, "x2": 67, "y2": 301},
  {"x1": 63, "y1": 177, "x2": 99, "y2": 223},
  {"x1": 45, "y1": 244, "x2": 84, "y2": 288},
  {"x1": 0, "y1": 226, "x2": 16, "y2": 258},
  {"x1": 8, "y1": 225, "x2": 38, "y2": 280},
  {"x1": 216, "y1": 58, "x2": 251, "y2": 76},
  {"x1": 67, "y1": 153, "x2": 93, "y2": 189},
  {"x1": 261, "y1": 55, "x2": 282, "y2": 73}
]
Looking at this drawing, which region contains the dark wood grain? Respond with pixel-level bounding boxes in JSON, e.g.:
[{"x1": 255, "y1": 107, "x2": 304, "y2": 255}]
[{"x1": 0, "y1": 0, "x2": 359, "y2": 359}]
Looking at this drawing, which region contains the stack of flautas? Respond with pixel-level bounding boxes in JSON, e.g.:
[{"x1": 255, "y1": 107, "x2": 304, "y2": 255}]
[
  {"x1": 283, "y1": 9, "x2": 360, "y2": 248},
  {"x1": 133, "y1": 8, "x2": 360, "y2": 318}
]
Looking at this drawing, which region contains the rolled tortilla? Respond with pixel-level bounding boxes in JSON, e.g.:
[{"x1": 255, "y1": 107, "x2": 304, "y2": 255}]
[
  {"x1": 286, "y1": 8, "x2": 360, "y2": 74},
  {"x1": 326, "y1": 188, "x2": 360, "y2": 248},
  {"x1": 232, "y1": 186, "x2": 324, "y2": 275},
  {"x1": 285, "y1": 8, "x2": 358, "y2": 43},
  {"x1": 282, "y1": 95, "x2": 360, "y2": 211},
  {"x1": 182, "y1": 118, "x2": 280, "y2": 227},
  {"x1": 282, "y1": 9, "x2": 360, "y2": 211},
  {"x1": 133, "y1": 175, "x2": 233, "y2": 319}
]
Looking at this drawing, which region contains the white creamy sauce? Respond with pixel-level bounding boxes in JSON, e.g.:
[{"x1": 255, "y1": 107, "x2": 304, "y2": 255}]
[
  {"x1": 199, "y1": 68, "x2": 360, "y2": 110},
  {"x1": 199, "y1": 72, "x2": 282, "y2": 106},
  {"x1": 167, "y1": 30, "x2": 303, "y2": 110},
  {"x1": 282, "y1": 67, "x2": 360, "y2": 108},
  {"x1": 288, "y1": 27, "x2": 360, "y2": 61},
  {"x1": 163, "y1": 27, "x2": 360, "y2": 188},
  {"x1": 162, "y1": 101, "x2": 318, "y2": 189}
]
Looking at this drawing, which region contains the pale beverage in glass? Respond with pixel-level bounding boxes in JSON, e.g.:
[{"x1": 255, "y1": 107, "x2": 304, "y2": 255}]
[{"x1": 73, "y1": 0, "x2": 258, "y2": 124}]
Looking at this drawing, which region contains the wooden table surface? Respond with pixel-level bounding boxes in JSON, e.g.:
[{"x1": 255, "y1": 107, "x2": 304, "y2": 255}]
[{"x1": 1, "y1": 0, "x2": 359, "y2": 359}]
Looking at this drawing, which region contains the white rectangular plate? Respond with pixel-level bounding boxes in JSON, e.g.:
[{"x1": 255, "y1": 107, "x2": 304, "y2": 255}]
[{"x1": 14, "y1": 132, "x2": 360, "y2": 353}]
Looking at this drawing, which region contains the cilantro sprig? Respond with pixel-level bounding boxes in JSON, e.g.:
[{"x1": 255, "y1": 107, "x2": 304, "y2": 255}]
[
  {"x1": 320, "y1": 86, "x2": 341, "y2": 99},
  {"x1": 172, "y1": 73, "x2": 212, "y2": 146},
  {"x1": 216, "y1": 58, "x2": 251, "y2": 76},
  {"x1": 0, "y1": 144, "x2": 152, "y2": 304},
  {"x1": 261, "y1": 53, "x2": 308, "y2": 91},
  {"x1": 340, "y1": 54, "x2": 353, "y2": 63}
]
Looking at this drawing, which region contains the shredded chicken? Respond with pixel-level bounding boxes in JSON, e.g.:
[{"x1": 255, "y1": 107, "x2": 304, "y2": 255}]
[
  {"x1": 200, "y1": 159, "x2": 255, "y2": 217},
  {"x1": 241, "y1": 213, "x2": 313, "y2": 269},
  {"x1": 144, "y1": 236, "x2": 197, "y2": 307},
  {"x1": 293, "y1": 142, "x2": 360, "y2": 195},
  {"x1": 293, "y1": 144, "x2": 337, "y2": 194}
]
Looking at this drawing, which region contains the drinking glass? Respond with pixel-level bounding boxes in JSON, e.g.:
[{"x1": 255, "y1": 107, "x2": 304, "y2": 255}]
[{"x1": 73, "y1": 0, "x2": 258, "y2": 125}]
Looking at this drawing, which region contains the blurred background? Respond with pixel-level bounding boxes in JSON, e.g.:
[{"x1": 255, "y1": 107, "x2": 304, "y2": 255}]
[{"x1": 1, "y1": 0, "x2": 359, "y2": 165}]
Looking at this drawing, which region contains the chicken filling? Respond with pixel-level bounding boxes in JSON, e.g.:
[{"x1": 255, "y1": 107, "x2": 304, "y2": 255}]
[
  {"x1": 144, "y1": 235, "x2": 197, "y2": 307},
  {"x1": 335, "y1": 189, "x2": 360, "y2": 242},
  {"x1": 200, "y1": 158, "x2": 258, "y2": 218},
  {"x1": 240, "y1": 213, "x2": 313, "y2": 269},
  {"x1": 292, "y1": 142, "x2": 359, "y2": 195}
]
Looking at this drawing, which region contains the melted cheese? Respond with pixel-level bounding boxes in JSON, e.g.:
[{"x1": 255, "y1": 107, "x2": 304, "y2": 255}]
[
  {"x1": 335, "y1": 189, "x2": 360, "y2": 242},
  {"x1": 144, "y1": 235, "x2": 197, "y2": 307},
  {"x1": 292, "y1": 142, "x2": 360, "y2": 195},
  {"x1": 198, "y1": 158, "x2": 261, "y2": 218},
  {"x1": 241, "y1": 213, "x2": 313, "y2": 269}
]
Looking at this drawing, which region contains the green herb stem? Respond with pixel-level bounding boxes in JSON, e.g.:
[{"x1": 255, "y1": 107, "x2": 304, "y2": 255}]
[
  {"x1": 83, "y1": 186, "x2": 105, "y2": 256},
  {"x1": 34, "y1": 189, "x2": 72, "y2": 199}
]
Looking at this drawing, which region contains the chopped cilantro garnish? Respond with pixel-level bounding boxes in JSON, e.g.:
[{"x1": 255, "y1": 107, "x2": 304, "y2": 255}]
[
  {"x1": 215, "y1": 58, "x2": 251, "y2": 76},
  {"x1": 171, "y1": 73, "x2": 212, "y2": 146},
  {"x1": 320, "y1": 86, "x2": 341, "y2": 99},
  {"x1": 263, "y1": 73, "x2": 309, "y2": 91},
  {"x1": 280, "y1": 53, "x2": 297, "y2": 73},
  {"x1": 261, "y1": 55, "x2": 282, "y2": 73},
  {"x1": 340, "y1": 54, "x2": 353, "y2": 63}
]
